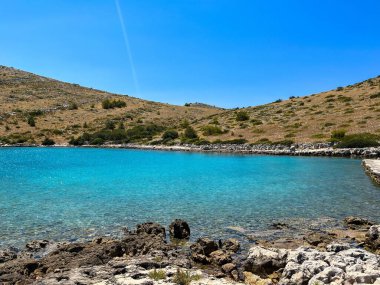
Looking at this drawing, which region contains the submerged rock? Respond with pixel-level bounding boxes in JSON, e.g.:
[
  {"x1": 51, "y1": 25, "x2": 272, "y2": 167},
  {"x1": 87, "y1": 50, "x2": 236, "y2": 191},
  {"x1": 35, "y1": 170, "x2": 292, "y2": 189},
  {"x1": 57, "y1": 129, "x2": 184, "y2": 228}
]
[{"x1": 169, "y1": 219, "x2": 190, "y2": 239}]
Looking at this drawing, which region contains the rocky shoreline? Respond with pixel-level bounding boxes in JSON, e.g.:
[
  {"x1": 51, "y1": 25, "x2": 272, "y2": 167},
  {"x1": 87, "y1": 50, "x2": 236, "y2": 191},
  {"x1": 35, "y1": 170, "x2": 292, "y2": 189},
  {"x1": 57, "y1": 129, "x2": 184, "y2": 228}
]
[
  {"x1": 363, "y1": 159, "x2": 380, "y2": 185},
  {"x1": 1, "y1": 142, "x2": 380, "y2": 158},
  {"x1": 1, "y1": 217, "x2": 380, "y2": 285}
]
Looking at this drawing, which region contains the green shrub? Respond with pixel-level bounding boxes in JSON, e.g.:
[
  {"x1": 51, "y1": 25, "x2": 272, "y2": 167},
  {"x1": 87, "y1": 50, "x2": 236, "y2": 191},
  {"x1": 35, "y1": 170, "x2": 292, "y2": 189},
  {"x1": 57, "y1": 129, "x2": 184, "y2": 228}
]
[
  {"x1": 162, "y1": 130, "x2": 179, "y2": 140},
  {"x1": 273, "y1": 99, "x2": 282, "y2": 103},
  {"x1": 172, "y1": 269, "x2": 200, "y2": 285},
  {"x1": 335, "y1": 133, "x2": 380, "y2": 148},
  {"x1": 148, "y1": 269, "x2": 166, "y2": 281},
  {"x1": 370, "y1": 92, "x2": 380, "y2": 99},
  {"x1": 68, "y1": 102, "x2": 78, "y2": 110},
  {"x1": 90, "y1": 138, "x2": 104, "y2": 145},
  {"x1": 250, "y1": 119, "x2": 262, "y2": 125},
  {"x1": 105, "y1": 120, "x2": 116, "y2": 130},
  {"x1": 331, "y1": 129, "x2": 346, "y2": 140},
  {"x1": 235, "y1": 111, "x2": 250, "y2": 121},
  {"x1": 212, "y1": 138, "x2": 247, "y2": 144},
  {"x1": 27, "y1": 116, "x2": 35, "y2": 127},
  {"x1": 102, "y1": 99, "x2": 127, "y2": 109},
  {"x1": 42, "y1": 138, "x2": 55, "y2": 146},
  {"x1": 272, "y1": 139, "x2": 294, "y2": 146},
  {"x1": 201, "y1": 125, "x2": 223, "y2": 136},
  {"x1": 184, "y1": 126, "x2": 198, "y2": 139}
]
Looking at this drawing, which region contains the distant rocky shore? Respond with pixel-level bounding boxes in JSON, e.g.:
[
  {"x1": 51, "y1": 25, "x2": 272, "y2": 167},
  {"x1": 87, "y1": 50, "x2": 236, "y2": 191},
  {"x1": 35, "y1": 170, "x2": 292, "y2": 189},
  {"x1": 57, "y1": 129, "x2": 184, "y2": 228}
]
[
  {"x1": 1, "y1": 142, "x2": 380, "y2": 158},
  {"x1": 1, "y1": 217, "x2": 380, "y2": 284}
]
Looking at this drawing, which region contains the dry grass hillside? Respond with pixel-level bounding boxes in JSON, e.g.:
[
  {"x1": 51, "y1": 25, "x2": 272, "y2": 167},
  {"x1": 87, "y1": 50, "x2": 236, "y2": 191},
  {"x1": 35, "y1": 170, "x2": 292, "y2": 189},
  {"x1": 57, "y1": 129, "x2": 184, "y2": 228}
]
[
  {"x1": 0, "y1": 66, "x2": 221, "y2": 144},
  {"x1": 193, "y1": 76, "x2": 380, "y2": 144},
  {"x1": 0, "y1": 65, "x2": 379, "y2": 145}
]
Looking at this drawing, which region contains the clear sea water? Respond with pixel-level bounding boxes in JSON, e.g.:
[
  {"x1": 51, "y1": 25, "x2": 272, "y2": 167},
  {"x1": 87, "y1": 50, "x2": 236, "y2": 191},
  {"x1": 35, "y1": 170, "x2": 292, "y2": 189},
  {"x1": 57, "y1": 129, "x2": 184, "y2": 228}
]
[{"x1": 0, "y1": 147, "x2": 379, "y2": 248}]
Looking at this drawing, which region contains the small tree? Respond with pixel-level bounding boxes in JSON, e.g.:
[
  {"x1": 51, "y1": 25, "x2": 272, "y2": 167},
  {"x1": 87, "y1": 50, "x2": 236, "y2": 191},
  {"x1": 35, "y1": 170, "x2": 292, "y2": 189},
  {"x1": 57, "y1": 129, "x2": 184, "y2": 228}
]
[
  {"x1": 27, "y1": 116, "x2": 35, "y2": 127},
  {"x1": 162, "y1": 130, "x2": 179, "y2": 140},
  {"x1": 184, "y1": 126, "x2": 198, "y2": 139},
  {"x1": 42, "y1": 138, "x2": 55, "y2": 146},
  {"x1": 331, "y1": 129, "x2": 346, "y2": 140},
  {"x1": 236, "y1": 111, "x2": 250, "y2": 121},
  {"x1": 105, "y1": 120, "x2": 115, "y2": 130},
  {"x1": 118, "y1": 121, "x2": 125, "y2": 130}
]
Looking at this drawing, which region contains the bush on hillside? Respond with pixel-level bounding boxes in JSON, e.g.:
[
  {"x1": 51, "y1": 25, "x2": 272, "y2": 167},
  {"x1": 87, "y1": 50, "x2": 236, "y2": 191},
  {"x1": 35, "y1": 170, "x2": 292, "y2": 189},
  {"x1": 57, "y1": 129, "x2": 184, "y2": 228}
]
[
  {"x1": 68, "y1": 124, "x2": 165, "y2": 145},
  {"x1": 42, "y1": 138, "x2": 55, "y2": 146},
  {"x1": 183, "y1": 126, "x2": 198, "y2": 139},
  {"x1": 331, "y1": 129, "x2": 346, "y2": 140},
  {"x1": 201, "y1": 125, "x2": 223, "y2": 136},
  {"x1": 335, "y1": 133, "x2": 380, "y2": 148},
  {"x1": 27, "y1": 116, "x2": 35, "y2": 127},
  {"x1": 235, "y1": 111, "x2": 250, "y2": 121},
  {"x1": 102, "y1": 99, "x2": 127, "y2": 109},
  {"x1": 162, "y1": 130, "x2": 179, "y2": 140}
]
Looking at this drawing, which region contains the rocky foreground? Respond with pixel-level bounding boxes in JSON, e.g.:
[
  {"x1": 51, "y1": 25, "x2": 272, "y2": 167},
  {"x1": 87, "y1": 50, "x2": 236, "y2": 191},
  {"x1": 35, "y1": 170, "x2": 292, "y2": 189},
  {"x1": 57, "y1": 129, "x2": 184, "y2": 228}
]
[{"x1": 1, "y1": 218, "x2": 380, "y2": 285}]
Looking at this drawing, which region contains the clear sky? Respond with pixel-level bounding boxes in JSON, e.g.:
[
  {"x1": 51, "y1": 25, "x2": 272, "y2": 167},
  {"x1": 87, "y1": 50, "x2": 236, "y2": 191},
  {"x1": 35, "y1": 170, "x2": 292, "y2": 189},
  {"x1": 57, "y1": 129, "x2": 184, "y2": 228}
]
[{"x1": 1, "y1": 0, "x2": 379, "y2": 108}]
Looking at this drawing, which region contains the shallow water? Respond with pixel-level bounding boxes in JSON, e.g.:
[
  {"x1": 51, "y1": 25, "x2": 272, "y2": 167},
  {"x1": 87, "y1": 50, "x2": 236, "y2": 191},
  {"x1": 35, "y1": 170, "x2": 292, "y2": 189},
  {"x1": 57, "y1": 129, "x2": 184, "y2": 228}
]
[{"x1": 0, "y1": 147, "x2": 379, "y2": 248}]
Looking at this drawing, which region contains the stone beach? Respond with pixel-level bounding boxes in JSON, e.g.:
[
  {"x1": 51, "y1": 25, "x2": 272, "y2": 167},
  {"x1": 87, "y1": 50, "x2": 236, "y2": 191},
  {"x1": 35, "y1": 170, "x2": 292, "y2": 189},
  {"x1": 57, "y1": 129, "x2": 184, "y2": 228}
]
[{"x1": 1, "y1": 218, "x2": 380, "y2": 285}]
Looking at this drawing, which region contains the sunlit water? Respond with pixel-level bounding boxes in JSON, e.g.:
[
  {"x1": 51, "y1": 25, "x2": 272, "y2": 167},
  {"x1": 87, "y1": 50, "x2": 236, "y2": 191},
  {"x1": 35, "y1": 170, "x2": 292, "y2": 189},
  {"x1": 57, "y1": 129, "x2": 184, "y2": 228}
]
[{"x1": 1, "y1": 147, "x2": 379, "y2": 248}]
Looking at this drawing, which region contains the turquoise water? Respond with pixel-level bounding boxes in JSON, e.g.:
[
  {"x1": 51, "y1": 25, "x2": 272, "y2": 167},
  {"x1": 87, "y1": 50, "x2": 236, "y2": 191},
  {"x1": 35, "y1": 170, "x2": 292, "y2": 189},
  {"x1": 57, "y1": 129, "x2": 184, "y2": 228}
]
[{"x1": 0, "y1": 147, "x2": 379, "y2": 248}]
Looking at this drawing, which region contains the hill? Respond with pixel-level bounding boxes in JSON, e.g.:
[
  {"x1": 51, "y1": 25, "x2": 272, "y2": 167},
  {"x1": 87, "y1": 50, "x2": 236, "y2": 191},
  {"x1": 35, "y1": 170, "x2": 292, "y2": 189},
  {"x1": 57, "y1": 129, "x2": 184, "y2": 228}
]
[
  {"x1": 0, "y1": 66, "x2": 221, "y2": 144},
  {"x1": 0, "y1": 66, "x2": 379, "y2": 145},
  {"x1": 192, "y1": 76, "x2": 380, "y2": 144}
]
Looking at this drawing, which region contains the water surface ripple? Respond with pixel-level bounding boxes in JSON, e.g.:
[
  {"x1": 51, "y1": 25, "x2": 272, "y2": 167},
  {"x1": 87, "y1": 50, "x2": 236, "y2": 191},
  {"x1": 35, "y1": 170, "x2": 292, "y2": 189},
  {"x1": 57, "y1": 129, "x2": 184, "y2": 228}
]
[{"x1": 1, "y1": 147, "x2": 379, "y2": 248}]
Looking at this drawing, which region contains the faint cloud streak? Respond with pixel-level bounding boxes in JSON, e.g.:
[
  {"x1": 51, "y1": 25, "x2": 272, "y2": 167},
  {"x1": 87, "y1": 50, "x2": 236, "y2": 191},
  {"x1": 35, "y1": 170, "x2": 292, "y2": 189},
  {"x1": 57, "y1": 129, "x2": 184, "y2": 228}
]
[{"x1": 115, "y1": 0, "x2": 140, "y2": 96}]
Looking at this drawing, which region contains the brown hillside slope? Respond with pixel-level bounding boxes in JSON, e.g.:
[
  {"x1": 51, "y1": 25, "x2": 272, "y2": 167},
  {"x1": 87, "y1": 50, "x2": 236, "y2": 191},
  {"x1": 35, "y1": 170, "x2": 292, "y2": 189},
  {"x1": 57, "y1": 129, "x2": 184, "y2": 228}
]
[
  {"x1": 0, "y1": 66, "x2": 221, "y2": 144},
  {"x1": 193, "y1": 76, "x2": 380, "y2": 143}
]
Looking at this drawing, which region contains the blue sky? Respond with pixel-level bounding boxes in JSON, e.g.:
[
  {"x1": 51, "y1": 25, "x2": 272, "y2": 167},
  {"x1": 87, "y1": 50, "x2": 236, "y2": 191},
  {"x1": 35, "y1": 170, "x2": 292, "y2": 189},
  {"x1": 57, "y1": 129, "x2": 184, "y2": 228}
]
[{"x1": 1, "y1": 0, "x2": 379, "y2": 108}]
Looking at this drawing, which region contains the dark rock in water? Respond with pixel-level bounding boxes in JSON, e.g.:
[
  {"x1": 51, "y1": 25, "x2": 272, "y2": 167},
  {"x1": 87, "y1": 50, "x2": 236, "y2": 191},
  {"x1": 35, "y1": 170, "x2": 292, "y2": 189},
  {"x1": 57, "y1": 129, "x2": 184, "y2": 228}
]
[
  {"x1": 270, "y1": 222, "x2": 289, "y2": 230},
  {"x1": 303, "y1": 231, "x2": 336, "y2": 247},
  {"x1": 169, "y1": 219, "x2": 190, "y2": 239},
  {"x1": 136, "y1": 222, "x2": 166, "y2": 238},
  {"x1": 221, "y1": 238, "x2": 240, "y2": 253},
  {"x1": 0, "y1": 248, "x2": 17, "y2": 263},
  {"x1": 344, "y1": 216, "x2": 373, "y2": 229},
  {"x1": 25, "y1": 240, "x2": 49, "y2": 252},
  {"x1": 365, "y1": 225, "x2": 380, "y2": 251},
  {"x1": 124, "y1": 222, "x2": 170, "y2": 256}
]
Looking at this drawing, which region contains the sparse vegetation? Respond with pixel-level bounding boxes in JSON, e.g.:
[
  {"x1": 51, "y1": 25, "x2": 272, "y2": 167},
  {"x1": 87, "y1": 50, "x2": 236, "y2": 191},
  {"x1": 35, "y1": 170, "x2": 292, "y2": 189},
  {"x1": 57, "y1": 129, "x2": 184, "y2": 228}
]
[
  {"x1": 42, "y1": 138, "x2": 55, "y2": 146},
  {"x1": 201, "y1": 125, "x2": 223, "y2": 136},
  {"x1": 235, "y1": 111, "x2": 250, "y2": 121},
  {"x1": 172, "y1": 269, "x2": 201, "y2": 285},
  {"x1": 148, "y1": 269, "x2": 166, "y2": 281},
  {"x1": 102, "y1": 99, "x2": 127, "y2": 109},
  {"x1": 335, "y1": 133, "x2": 380, "y2": 148}
]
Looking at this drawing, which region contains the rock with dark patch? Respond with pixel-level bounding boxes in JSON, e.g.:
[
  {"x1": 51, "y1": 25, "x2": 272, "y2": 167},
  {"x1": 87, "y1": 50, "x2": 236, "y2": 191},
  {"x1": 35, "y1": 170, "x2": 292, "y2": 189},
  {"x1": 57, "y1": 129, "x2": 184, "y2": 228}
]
[
  {"x1": 0, "y1": 248, "x2": 17, "y2": 263},
  {"x1": 344, "y1": 216, "x2": 373, "y2": 229},
  {"x1": 209, "y1": 249, "x2": 233, "y2": 265},
  {"x1": 303, "y1": 231, "x2": 336, "y2": 247},
  {"x1": 25, "y1": 239, "x2": 50, "y2": 252},
  {"x1": 222, "y1": 238, "x2": 240, "y2": 253},
  {"x1": 136, "y1": 222, "x2": 166, "y2": 238},
  {"x1": 124, "y1": 222, "x2": 171, "y2": 256},
  {"x1": 169, "y1": 219, "x2": 190, "y2": 239},
  {"x1": 244, "y1": 246, "x2": 288, "y2": 278},
  {"x1": 270, "y1": 222, "x2": 289, "y2": 230},
  {"x1": 365, "y1": 225, "x2": 380, "y2": 252},
  {"x1": 190, "y1": 237, "x2": 219, "y2": 264}
]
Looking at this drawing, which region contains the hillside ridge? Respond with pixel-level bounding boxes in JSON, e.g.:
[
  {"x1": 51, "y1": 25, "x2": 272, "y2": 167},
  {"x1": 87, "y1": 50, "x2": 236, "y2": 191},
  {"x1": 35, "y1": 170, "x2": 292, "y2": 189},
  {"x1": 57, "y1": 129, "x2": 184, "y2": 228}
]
[{"x1": 0, "y1": 66, "x2": 379, "y2": 145}]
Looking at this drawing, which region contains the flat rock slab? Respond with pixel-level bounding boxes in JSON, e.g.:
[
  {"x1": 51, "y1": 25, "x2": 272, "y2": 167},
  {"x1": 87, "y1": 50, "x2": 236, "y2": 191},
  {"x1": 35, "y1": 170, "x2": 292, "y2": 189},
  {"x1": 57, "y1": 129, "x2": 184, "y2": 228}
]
[{"x1": 363, "y1": 159, "x2": 380, "y2": 184}]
